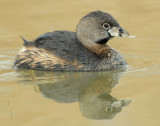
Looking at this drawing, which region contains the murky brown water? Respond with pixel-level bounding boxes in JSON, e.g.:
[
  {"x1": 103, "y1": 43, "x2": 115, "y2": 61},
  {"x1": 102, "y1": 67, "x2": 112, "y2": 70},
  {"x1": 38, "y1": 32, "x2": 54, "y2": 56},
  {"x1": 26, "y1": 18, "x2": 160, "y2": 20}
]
[{"x1": 0, "y1": 0, "x2": 160, "y2": 126}]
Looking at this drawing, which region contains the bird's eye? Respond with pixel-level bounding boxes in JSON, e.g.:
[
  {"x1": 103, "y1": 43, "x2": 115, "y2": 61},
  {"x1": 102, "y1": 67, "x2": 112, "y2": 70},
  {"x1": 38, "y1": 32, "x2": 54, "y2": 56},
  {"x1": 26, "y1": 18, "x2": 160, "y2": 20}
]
[{"x1": 103, "y1": 23, "x2": 110, "y2": 29}]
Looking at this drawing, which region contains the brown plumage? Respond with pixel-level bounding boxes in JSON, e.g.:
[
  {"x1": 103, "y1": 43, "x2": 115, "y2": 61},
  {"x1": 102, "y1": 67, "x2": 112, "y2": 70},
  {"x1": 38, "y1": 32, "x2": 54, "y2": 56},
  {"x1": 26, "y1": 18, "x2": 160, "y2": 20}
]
[{"x1": 14, "y1": 10, "x2": 129, "y2": 71}]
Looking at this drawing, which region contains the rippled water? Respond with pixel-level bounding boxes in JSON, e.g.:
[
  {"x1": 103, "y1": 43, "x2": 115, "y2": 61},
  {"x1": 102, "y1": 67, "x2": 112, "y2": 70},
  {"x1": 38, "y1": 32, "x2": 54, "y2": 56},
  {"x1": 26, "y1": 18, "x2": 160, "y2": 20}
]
[{"x1": 0, "y1": 0, "x2": 160, "y2": 126}]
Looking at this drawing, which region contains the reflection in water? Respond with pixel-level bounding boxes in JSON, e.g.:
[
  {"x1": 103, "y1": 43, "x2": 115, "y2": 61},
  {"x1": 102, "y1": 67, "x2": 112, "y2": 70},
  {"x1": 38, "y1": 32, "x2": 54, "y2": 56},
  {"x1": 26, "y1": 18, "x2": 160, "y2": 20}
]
[{"x1": 17, "y1": 67, "x2": 131, "y2": 120}]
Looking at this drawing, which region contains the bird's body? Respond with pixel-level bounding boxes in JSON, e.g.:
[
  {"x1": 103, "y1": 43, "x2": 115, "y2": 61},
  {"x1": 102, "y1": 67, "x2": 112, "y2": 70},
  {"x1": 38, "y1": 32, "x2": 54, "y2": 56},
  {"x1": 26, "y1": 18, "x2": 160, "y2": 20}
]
[{"x1": 14, "y1": 11, "x2": 129, "y2": 71}]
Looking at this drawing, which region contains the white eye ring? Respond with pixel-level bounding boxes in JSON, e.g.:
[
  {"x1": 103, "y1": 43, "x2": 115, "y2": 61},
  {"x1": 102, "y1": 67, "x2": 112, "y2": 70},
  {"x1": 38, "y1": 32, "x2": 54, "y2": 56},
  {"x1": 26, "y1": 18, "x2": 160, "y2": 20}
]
[{"x1": 103, "y1": 23, "x2": 110, "y2": 29}]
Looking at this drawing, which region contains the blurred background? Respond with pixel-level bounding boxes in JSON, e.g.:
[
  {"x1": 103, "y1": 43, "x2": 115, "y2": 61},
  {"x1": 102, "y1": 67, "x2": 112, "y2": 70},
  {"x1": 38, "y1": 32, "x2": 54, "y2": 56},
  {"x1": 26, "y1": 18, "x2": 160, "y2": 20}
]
[{"x1": 0, "y1": 0, "x2": 160, "y2": 126}]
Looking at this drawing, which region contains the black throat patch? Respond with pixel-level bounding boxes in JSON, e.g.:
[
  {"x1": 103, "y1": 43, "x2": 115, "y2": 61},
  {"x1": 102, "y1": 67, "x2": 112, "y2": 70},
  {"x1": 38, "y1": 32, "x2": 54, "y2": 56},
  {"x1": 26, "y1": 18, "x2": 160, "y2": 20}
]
[
  {"x1": 96, "y1": 33, "x2": 114, "y2": 44},
  {"x1": 96, "y1": 38, "x2": 110, "y2": 44}
]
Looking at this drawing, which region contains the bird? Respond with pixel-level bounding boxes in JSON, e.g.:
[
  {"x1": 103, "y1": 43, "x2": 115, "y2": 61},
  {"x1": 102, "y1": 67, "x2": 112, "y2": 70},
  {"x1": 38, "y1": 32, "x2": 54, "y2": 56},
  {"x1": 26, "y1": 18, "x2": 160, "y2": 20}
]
[{"x1": 14, "y1": 10, "x2": 129, "y2": 71}]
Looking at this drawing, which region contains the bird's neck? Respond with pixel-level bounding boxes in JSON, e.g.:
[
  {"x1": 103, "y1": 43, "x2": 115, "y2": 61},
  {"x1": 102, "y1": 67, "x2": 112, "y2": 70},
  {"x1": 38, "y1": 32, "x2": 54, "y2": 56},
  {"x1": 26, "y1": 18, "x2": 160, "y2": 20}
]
[{"x1": 82, "y1": 42, "x2": 117, "y2": 57}]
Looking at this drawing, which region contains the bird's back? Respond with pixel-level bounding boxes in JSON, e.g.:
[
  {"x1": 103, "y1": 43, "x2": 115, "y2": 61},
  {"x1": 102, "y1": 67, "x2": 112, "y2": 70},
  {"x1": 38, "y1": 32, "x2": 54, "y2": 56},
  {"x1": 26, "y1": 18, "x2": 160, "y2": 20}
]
[
  {"x1": 34, "y1": 30, "x2": 96, "y2": 62},
  {"x1": 15, "y1": 31, "x2": 99, "y2": 71}
]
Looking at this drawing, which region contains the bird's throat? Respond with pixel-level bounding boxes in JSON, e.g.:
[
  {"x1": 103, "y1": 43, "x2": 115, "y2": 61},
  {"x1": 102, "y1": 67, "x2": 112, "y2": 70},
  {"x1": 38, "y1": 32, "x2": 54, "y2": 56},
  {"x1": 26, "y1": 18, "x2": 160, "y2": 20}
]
[{"x1": 96, "y1": 38, "x2": 109, "y2": 44}]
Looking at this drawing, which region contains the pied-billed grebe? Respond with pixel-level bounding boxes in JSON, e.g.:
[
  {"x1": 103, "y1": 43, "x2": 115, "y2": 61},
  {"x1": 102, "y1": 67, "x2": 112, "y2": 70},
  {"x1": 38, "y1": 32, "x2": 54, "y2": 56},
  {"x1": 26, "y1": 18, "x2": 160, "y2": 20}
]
[{"x1": 14, "y1": 10, "x2": 129, "y2": 71}]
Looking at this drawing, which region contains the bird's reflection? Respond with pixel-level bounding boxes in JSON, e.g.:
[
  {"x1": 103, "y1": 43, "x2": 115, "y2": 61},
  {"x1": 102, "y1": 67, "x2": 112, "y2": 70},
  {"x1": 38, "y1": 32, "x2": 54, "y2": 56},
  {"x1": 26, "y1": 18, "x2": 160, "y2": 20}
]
[{"x1": 17, "y1": 67, "x2": 131, "y2": 120}]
